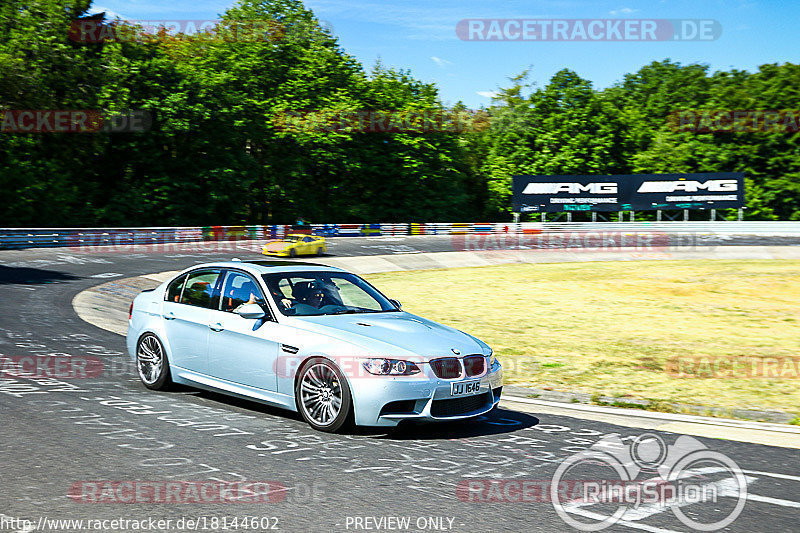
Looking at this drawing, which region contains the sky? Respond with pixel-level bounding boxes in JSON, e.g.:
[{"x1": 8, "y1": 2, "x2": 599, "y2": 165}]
[{"x1": 88, "y1": 0, "x2": 800, "y2": 108}]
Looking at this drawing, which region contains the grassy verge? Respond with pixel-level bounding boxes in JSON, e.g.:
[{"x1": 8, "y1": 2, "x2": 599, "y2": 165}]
[{"x1": 365, "y1": 260, "x2": 800, "y2": 415}]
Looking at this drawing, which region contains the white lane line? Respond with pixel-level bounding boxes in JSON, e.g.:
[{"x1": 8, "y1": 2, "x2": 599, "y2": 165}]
[
  {"x1": 90, "y1": 272, "x2": 122, "y2": 278},
  {"x1": 742, "y1": 469, "x2": 800, "y2": 482},
  {"x1": 563, "y1": 507, "x2": 684, "y2": 533},
  {"x1": 746, "y1": 494, "x2": 800, "y2": 508},
  {"x1": 501, "y1": 395, "x2": 800, "y2": 433}
]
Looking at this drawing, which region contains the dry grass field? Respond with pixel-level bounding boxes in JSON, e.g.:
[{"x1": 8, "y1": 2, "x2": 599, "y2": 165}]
[{"x1": 366, "y1": 260, "x2": 800, "y2": 416}]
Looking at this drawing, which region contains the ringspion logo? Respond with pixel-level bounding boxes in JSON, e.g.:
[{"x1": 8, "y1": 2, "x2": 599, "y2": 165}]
[{"x1": 550, "y1": 434, "x2": 747, "y2": 530}]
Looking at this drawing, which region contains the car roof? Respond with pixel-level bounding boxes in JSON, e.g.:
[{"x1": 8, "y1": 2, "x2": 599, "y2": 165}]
[{"x1": 179, "y1": 260, "x2": 344, "y2": 276}]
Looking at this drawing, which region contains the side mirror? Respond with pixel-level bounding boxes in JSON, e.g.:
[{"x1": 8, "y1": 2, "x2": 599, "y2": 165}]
[
  {"x1": 388, "y1": 298, "x2": 402, "y2": 310},
  {"x1": 235, "y1": 303, "x2": 266, "y2": 319}
]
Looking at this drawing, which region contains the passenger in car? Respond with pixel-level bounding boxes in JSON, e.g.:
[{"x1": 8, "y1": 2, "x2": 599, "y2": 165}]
[{"x1": 226, "y1": 280, "x2": 259, "y2": 312}]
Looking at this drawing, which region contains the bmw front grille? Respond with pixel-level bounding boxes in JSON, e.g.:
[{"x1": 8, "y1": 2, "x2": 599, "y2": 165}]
[
  {"x1": 430, "y1": 357, "x2": 461, "y2": 378},
  {"x1": 430, "y1": 355, "x2": 486, "y2": 379}
]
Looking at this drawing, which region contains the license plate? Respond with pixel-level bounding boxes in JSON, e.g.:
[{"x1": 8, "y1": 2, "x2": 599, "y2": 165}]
[{"x1": 451, "y1": 379, "x2": 481, "y2": 397}]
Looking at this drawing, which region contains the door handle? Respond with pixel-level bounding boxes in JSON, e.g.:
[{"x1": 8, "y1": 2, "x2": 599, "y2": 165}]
[
  {"x1": 164, "y1": 312, "x2": 176, "y2": 320},
  {"x1": 209, "y1": 322, "x2": 224, "y2": 332}
]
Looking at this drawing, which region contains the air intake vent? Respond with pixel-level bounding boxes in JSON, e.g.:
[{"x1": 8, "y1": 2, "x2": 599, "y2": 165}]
[{"x1": 431, "y1": 392, "x2": 491, "y2": 417}]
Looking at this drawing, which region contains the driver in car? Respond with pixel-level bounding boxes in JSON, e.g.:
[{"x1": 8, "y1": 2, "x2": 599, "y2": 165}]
[
  {"x1": 274, "y1": 279, "x2": 341, "y2": 312},
  {"x1": 302, "y1": 282, "x2": 327, "y2": 308},
  {"x1": 272, "y1": 282, "x2": 323, "y2": 310}
]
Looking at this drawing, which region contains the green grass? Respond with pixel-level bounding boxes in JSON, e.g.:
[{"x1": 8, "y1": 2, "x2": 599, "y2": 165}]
[{"x1": 365, "y1": 260, "x2": 800, "y2": 415}]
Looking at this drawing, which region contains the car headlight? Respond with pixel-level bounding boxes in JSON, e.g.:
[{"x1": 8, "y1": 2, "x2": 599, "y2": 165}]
[
  {"x1": 488, "y1": 349, "x2": 499, "y2": 368},
  {"x1": 363, "y1": 358, "x2": 421, "y2": 376}
]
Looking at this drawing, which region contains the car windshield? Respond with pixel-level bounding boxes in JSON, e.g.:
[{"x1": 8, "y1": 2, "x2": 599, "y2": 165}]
[
  {"x1": 262, "y1": 271, "x2": 398, "y2": 316},
  {"x1": 283, "y1": 235, "x2": 303, "y2": 242}
]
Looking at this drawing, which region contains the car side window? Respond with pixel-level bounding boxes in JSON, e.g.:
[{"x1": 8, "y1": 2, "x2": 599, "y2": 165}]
[
  {"x1": 181, "y1": 270, "x2": 220, "y2": 308},
  {"x1": 220, "y1": 271, "x2": 268, "y2": 315},
  {"x1": 165, "y1": 274, "x2": 187, "y2": 302},
  {"x1": 334, "y1": 278, "x2": 382, "y2": 310},
  {"x1": 303, "y1": 236, "x2": 314, "y2": 242}
]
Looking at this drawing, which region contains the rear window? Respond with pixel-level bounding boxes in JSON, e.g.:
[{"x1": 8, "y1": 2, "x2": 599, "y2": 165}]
[
  {"x1": 165, "y1": 275, "x2": 187, "y2": 302},
  {"x1": 181, "y1": 270, "x2": 221, "y2": 308}
]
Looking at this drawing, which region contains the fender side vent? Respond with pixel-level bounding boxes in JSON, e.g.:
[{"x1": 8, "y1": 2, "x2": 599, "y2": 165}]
[{"x1": 280, "y1": 344, "x2": 299, "y2": 354}]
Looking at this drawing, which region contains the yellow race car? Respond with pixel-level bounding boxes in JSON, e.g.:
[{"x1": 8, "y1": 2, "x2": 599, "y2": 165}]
[{"x1": 262, "y1": 234, "x2": 327, "y2": 257}]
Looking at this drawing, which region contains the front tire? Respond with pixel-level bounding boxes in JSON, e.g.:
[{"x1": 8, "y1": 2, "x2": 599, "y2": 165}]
[
  {"x1": 289, "y1": 248, "x2": 297, "y2": 258},
  {"x1": 136, "y1": 333, "x2": 172, "y2": 390},
  {"x1": 295, "y1": 357, "x2": 353, "y2": 432}
]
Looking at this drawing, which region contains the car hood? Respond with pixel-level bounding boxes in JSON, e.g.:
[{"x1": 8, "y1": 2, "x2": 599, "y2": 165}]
[{"x1": 286, "y1": 312, "x2": 486, "y2": 361}]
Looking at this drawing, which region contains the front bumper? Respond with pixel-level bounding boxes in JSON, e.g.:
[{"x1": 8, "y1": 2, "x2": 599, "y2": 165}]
[
  {"x1": 349, "y1": 360, "x2": 503, "y2": 427},
  {"x1": 262, "y1": 249, "x2": 291, "y2": 256}
]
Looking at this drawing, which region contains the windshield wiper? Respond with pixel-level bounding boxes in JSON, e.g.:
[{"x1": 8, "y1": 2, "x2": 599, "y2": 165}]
[{"x1": 331, "y1": 309, "x2": 360, "y2": 314}]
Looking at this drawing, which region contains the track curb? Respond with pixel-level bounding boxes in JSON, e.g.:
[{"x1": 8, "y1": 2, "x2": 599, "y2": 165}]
[{"x1": 501, "y1": 396, "x2": 800, "y2": 449}]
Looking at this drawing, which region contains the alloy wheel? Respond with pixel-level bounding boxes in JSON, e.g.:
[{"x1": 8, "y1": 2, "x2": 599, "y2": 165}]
[
  {"x1": 137, "y1": 335, "x2": 164, "y2": 385},
  {"x1": 299, "y1": 363, "x2": 342, "y2": 426}
]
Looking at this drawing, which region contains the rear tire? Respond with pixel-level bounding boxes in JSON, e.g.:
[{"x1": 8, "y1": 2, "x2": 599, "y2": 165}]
[
  {"x1": 136, "y1": 333, "x2": 172, "y2": 390},
  {"x1": 295, "y1": 357, "x2": 353, "y2": 433}
]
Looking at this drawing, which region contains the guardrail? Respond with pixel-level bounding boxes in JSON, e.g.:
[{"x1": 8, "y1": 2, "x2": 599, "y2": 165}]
[{"x1": 2, "y1": 221, "x2": 800, "y2": 250}]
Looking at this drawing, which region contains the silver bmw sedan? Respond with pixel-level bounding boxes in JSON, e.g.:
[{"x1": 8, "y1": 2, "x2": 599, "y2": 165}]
[{"x1": 127, "y1": 260, "x2": 503, "y2": 432}]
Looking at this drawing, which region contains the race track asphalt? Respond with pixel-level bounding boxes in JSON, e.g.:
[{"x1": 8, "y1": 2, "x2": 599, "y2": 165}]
[{"x1": 1, "y1": 236, "x2": 798, "y2": 533}]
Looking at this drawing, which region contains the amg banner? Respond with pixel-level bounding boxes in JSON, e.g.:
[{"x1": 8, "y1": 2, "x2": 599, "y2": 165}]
[{"x1": 512, "y1": 173, "x2": 745, "y2": 212}]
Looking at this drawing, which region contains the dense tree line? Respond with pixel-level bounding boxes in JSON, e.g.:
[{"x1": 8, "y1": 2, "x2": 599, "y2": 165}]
[{"x1": 2, "y1": 0, "x2": 798, "y2": 226}]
